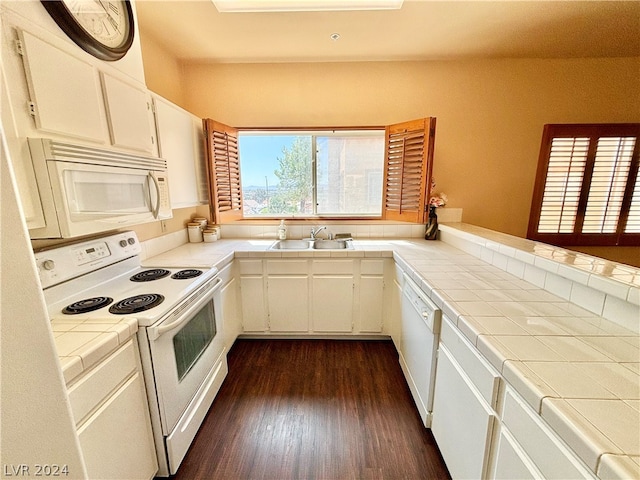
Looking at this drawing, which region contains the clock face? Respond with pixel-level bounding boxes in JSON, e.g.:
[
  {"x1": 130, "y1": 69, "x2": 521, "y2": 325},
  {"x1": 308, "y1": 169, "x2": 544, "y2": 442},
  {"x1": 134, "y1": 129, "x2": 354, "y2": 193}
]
[{"x1": 41, "y1": 0, "x2": 135, "y2": 61}]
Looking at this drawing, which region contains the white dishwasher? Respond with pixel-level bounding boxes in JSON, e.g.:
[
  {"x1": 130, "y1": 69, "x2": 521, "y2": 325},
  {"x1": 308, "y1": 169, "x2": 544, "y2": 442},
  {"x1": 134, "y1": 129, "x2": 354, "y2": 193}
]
[{"x1": 398, "y1": 273, "x2": 442, "y2": 427}]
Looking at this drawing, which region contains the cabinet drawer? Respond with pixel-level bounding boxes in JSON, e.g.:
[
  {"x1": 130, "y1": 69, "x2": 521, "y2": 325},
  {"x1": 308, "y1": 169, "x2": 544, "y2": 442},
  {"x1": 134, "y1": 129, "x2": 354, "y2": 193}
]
[
  {"x1": 312, "y1": 259, "x2": 354, "y2": 275},
  {"x1": 238, "y1": 259, "x2": 263, "y2": 275},
  {"x1": 501, "y1": 386, "x2": 594, "y2": 480},
  {"x1": 267, "y1": 259, "x2": 308, "y2": 275},
  {"x1": 440, "y1": 316, "x2": 501, "y2": 408},
  {"x1": 218, "y1": 261, "x2": 235, "y2": 284},
  {"x1": 68, "y1": 340, "x2": 137, "y2": 426}
]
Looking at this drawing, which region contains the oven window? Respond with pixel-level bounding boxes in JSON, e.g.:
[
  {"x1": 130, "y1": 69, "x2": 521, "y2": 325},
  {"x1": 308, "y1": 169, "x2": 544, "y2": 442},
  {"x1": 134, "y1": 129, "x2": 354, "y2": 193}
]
[{"x1": 173, "y1": 301, "x2": 216, "y2": 382}]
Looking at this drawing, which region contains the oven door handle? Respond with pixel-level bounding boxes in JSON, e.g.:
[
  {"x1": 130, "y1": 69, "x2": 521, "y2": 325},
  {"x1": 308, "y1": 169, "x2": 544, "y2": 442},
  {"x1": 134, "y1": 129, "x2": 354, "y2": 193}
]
[{"x1": 149, "y1": 277, "x2": 223, "y2": 341}]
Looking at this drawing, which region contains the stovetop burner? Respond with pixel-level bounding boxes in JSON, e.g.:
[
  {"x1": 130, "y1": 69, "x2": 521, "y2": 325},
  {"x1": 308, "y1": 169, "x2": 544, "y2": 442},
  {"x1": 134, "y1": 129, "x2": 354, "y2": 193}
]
[
  {"x1": 108, "y1": 294, "x2": 165, "y2": 315},
  {"x1": 130, "y1": 269, "x2": 171, "y2": 282},
  {"x1": 62, "y1": 296, "x2": 114, "y2": 315},
  {"x1": 171, "y1": 269, "x2": 203, "y2": 280}
]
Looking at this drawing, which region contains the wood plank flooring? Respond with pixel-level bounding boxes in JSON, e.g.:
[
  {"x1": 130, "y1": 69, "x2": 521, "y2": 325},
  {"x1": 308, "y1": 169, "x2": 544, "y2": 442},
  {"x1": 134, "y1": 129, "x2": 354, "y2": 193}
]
[{"x1": 173, "y1": 339, "x2": 451, "y2": 480}]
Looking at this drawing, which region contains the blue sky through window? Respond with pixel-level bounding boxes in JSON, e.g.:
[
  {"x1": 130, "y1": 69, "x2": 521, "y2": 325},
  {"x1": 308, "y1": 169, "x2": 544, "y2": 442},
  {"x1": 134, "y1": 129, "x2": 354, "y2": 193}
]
[{"x1": 239, "y1": 135, "x2": 298, "y2": 187}]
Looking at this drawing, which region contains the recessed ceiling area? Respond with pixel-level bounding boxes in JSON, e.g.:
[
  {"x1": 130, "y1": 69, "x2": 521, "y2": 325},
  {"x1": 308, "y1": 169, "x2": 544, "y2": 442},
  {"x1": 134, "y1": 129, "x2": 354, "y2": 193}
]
[{"x1": 135, "y1": 1, "x2": 640, "y2": 64}]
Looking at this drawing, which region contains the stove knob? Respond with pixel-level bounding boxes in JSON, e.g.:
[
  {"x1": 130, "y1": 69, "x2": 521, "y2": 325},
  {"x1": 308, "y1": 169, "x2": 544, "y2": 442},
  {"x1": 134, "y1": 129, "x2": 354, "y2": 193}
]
[
  {"x1": 127, "y1": 237, "x2": 136, "y2": 245},
  {"x1": 42, "y1": 259, "x2": 55, "y2": 271},
  {"x1": 119, "y1": 240, "x2": 128, "y2": 248}
]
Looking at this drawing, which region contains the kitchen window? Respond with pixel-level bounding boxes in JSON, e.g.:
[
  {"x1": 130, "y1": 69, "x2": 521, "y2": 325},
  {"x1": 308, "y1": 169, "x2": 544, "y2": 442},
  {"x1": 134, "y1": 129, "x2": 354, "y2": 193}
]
[
  {"x1": 239, "y1": 131, "x2": 384, "y2": 217},
  {"x1": 527, "y1": 123, "x2": 640, "y2": 247},
  {"x1": 203, "y1": 118, "x2": 436, "y2": 223}
]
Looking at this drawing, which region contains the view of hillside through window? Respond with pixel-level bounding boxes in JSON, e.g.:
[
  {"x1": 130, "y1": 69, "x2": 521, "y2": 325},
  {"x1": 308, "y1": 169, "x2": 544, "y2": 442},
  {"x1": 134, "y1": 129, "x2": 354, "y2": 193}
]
[{"x1": 239, "y1": 131, "x2": 385, "y2": 217}]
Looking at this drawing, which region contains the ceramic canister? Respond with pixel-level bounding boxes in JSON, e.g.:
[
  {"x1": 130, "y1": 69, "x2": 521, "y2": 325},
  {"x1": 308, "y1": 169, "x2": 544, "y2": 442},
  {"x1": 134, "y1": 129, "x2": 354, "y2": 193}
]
[{"x1": 187, "y1": 222, "x2": 203, "y2": 243}]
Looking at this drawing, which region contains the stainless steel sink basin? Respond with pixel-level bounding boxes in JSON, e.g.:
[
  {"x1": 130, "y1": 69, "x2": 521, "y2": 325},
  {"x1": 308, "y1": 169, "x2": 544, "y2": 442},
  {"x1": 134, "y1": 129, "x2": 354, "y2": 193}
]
[
  {"x1": 269, "y1": 239, "x2": 313, "y2": 250},
  {"x1": 312, "y1": 239, "x2": 353, "y2": 250},
  {"x1": 269, "y1": 239, "x2": 354, "y2": 250}
]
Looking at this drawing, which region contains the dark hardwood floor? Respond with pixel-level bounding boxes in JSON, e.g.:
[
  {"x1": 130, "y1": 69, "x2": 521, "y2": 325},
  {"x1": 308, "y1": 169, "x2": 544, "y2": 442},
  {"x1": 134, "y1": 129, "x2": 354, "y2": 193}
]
[{"x1": 172, "y1": 339, "x2": 451, "y2": 480}]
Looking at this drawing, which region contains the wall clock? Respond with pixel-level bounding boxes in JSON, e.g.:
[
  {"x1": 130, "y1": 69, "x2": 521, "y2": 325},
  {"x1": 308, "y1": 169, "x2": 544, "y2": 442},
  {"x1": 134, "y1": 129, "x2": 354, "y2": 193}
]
[{"x1": 41, "y1": 0, "x2": 135, "y2": 61}]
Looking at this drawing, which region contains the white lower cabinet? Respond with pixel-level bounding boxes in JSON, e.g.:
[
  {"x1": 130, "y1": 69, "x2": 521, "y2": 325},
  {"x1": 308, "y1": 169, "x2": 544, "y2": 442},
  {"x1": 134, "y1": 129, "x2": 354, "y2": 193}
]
[
  {"x1": 492, "y1": 427, "x2": 542, "y2": 480},
  {"x1": 430, "y1": 317, "x2": 595, "y2": 480},
  {"x1": 388, "y1": 263, "x2": 404, "y2": 350},
  {"x1": 432, "y1": 344, "x2": 497, "y2": 480},
  {"x1": 239, "y1": 259, "x2": 268, "y2": 332},
  {"x1": 358, "y1": 259, "x2": 385, "y2": 333},
  {"x1": 268, "y1": 275, "x2": 310, "y2": 331},
  {"x1": 489, "y1": 386, "x2": 595, "y2": 480},
  {"x1": 267, "y1": 260, "x2": 309, "y2": 332},
  {"x1": 311, "y1": 259, "x2": 354, "y2": 332},
  {"x1": 238, "y1": 258, "x2": 388, "y2": 336},
  {"x1": 68, "y1": 340, "x2": 157, "y2": 480},
  {"x1": 312, "y1": 275, "x2": 354, "y2": 332},
  {"x1": 219, "y1": 262, "x2": 242, "y2": 348}
]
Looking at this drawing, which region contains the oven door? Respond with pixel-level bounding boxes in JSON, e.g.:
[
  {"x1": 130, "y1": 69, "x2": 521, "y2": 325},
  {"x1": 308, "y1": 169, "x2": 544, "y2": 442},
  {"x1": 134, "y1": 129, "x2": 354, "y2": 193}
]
[{"x1": 147, "y1": 276, "x2": 225, "y2": 435}]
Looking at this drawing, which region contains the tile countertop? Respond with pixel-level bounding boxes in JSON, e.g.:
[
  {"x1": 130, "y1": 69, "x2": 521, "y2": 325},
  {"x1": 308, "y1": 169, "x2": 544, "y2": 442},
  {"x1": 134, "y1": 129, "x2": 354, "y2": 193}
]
[
  {"x1": 142, "y1": 229, "x2": 639, "y2": 480},
  {"x1": 51, "y1": 318, "x2": 138, "y2": 385}
]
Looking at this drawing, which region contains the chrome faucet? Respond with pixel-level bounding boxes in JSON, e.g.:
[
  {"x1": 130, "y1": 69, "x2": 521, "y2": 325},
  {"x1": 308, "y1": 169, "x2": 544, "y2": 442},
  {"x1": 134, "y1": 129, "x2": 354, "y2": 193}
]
[{"x1": 310, "y1": 226, "x2": 327, "y2": 239}]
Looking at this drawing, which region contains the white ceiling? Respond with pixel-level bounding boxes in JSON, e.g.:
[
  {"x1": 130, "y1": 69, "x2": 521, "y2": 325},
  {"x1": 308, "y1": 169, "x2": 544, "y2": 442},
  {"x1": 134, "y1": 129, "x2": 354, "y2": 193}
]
[{"x1": 135, "y1": 0, "x2": 640, "y2": 63}]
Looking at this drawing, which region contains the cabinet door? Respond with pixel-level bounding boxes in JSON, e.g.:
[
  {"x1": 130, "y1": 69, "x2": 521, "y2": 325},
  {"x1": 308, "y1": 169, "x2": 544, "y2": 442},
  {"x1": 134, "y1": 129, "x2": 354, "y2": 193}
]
[
  {"x1": 219, "y1": 263, "x2": 241, "y2": 348},
  {"x1": 492, "y1": 428, "x2": 541, "y2": 480},
  {"x1": 77, "y1": 372, "x2": 157, "y2": 480},
  {"x1": 432, "y1": 345, "x2": 496, "y2": 480},
  {"x1": 268, "y1": 276, "x2": 309, "y2": 332},
  {"x1": 154, "y1": 98, "x2": 202, "y2": 208},
  {"x1": 18, "y1": 30, "x2": 107, "y2": 143},
  {"x1": 312, "y1": 276, "x2": 354, "y2": 332},
  {"x1": 389, "y1": 276, "x2": 403, "y2": 350},
  {"x1": 101, "y1": 73, "x2": 156, "y2": 154},
  {"x1": 500, "y1": 386, "x2": 595, "y2": 480},
  {"x1": 240, "y1": 276, "x2": 268, "y2": 332},
  {"x1": 1, "y1": 78, "x2": 47, "y2": 230},
  {"x1": 359, "y1": 259, "x2": 385, "y2": 333},
  {"x1": 192, "y1": 115, "x2": 209, "y2": 204},
  {"x1": 359, "y1": 276, "x2": 384, "y2": 332}
]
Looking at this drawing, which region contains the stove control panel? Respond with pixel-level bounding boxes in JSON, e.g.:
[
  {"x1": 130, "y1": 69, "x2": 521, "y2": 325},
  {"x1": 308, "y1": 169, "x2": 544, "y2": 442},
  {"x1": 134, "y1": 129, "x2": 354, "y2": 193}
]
[
  {"x1": 35, "y1": 231, "x2": 142, "y2": 289},
  {"x1": 74, "y1": 242, "x2": 111, "y2": 265}
]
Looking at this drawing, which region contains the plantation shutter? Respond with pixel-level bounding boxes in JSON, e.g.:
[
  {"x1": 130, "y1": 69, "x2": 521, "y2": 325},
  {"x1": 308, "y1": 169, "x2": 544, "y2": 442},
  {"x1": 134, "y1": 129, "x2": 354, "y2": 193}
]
[
  {"x1": 203, "y1": 119, "x2": 243, "y2": 223},
  {"x1": 382, "y1": 118, "x2": 436, "y2": 223},
  {"x1": 527, "y1": 123, "x2": 640, "y2": 246}
]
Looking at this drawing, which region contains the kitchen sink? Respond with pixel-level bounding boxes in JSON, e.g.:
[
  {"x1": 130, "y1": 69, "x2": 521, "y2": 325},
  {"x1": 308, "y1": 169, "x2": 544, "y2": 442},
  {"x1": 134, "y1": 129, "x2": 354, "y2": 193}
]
[
  {"x1": 269, "y1": 239, "x2": 313, "y2": 250},
  {"x1": 312, "y1": 239, "x2": 353, "y2": 250},
  {"x1": 269, "y1": 239, "x2": 354, "y2": 250}
]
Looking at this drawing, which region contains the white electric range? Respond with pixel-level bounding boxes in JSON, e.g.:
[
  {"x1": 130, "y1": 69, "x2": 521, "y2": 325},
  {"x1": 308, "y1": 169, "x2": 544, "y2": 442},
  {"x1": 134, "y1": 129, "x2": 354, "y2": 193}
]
[{"x1": 36, "y1": 231, "x2": 228, "y2": 476}]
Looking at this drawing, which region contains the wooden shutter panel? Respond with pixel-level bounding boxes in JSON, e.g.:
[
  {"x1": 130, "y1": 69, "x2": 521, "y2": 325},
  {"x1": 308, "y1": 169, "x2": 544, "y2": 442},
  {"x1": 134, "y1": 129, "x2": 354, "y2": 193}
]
[
  {"x1": 203, "y1": 119, "x2": 243, "y2": 223},
  {"x1": 382, "y1": 117, "x2": 436, "y2": 223},
  {"x1": 527, "y1": 123, "x2": 640, "y2": 246}
]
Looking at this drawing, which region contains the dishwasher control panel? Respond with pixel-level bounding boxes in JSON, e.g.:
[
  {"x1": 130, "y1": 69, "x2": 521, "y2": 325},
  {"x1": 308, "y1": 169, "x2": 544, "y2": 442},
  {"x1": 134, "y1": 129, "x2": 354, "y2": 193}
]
[{"x1": 403, "y1": 274, "x2": 442, "y2": 333}]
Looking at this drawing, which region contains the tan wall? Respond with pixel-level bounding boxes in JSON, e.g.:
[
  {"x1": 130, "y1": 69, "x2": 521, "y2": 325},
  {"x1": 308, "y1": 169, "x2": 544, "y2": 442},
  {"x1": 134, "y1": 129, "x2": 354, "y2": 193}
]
[
  {"x1": 180, "y1": 58, "x2": 640, "y2": 238},
  {"x1": 139, "y1": 28, "x2": 185, "y2": 107},
  {"x1": 141, "y1": 53, "x2": 640, "y2": 266}
]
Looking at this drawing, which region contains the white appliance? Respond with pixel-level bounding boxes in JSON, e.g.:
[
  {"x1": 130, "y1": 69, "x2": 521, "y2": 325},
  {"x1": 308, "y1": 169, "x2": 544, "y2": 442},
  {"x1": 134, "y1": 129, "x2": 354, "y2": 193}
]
[
  {"x1": 37, "y1": 232, "x2": 227, "y2": 476},
  {"x1": 28, "y1": 138, "x2": 172, "y2": 239},
  {"x1": 398, "y1": 273, "x2": 442, "y2": 427}
]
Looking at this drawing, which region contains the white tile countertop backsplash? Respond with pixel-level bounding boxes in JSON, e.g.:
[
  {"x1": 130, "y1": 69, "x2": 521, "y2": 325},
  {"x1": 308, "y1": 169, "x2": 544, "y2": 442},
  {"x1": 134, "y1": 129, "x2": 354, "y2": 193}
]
[{"x1": 136, "y1": 222, "x2": 639, "y2": 479}]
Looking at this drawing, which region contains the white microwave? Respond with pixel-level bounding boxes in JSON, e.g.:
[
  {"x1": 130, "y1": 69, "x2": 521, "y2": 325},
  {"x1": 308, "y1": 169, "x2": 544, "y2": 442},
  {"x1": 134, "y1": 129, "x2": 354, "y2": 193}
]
[{"x1": 27, "y1": 138, "x2": 172, "y2": 239}]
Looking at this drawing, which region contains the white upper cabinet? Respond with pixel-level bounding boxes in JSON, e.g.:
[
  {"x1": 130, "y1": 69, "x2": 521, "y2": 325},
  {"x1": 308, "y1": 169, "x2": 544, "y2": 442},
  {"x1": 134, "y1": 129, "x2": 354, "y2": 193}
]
[
  {"x1": 101, "y1": 73, "x2": 157, "y2": 155},
  {"x1": 154, "y1": 97, "x2": 207, "y2": 208},
  {"x1": 18, "y1": 29, "x2": 108, "y2": 144},
  {"x1": 192, "y1": 115, "x2": 209, "y2": 205}
]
